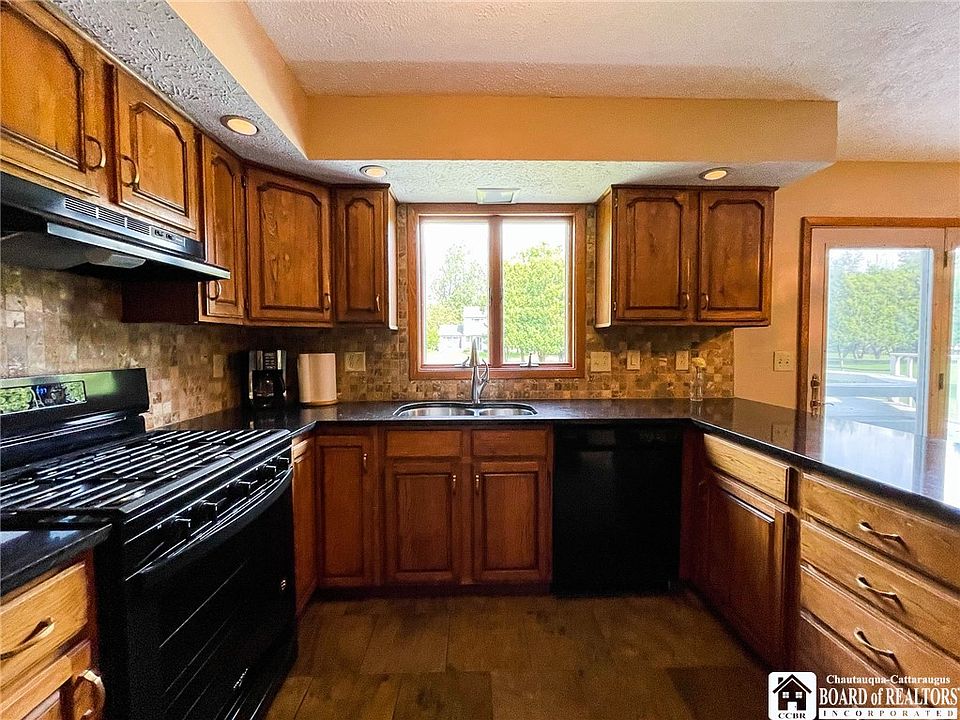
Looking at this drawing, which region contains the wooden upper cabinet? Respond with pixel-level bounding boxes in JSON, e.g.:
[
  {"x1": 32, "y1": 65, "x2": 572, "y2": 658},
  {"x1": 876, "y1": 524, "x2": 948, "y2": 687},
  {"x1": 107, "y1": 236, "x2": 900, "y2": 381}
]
[
  {"x1": 112, "y1": 70, "x2": 199, "y2": 234},
  {"x1": 596, "y1": 186, "x2": 773, "y2": 327},
  {"x1": 697, "y1": 189, "x2": 773, "y2": 323},
  {"x1": 0, "y1": 1, "x2": 109, "y2": 198},
  {"x1": 315, "y1": 433, "x2": 377, "y2": 587},
  {"x1": 613, "y1": 188, "x2": 697, "y2": 322},
  {"x1": 245, "y1": 168, "x2": 334, "y2": 326},
  {"x1": 334, "y1": 186, "x2": 398, "y2": 328},
  {"x1": 198, "y1": 137, "x2": 245, "y2": 323}
]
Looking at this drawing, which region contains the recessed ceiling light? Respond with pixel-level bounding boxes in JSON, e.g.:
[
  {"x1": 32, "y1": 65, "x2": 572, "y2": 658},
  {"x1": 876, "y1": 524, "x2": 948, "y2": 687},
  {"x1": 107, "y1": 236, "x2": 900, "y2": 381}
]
[
  {"x1": 220, "y1": 115, "x2": 258, "y2": 136},
  {"x1": 699, "y1": 167, "x2": 729, "y2": 181},
  {"x1": 477, "y1": 188, "x2": 519, "y2": 204},
  {"x1": 360, "y1": 165, "x2": 388, "y2": 179}
]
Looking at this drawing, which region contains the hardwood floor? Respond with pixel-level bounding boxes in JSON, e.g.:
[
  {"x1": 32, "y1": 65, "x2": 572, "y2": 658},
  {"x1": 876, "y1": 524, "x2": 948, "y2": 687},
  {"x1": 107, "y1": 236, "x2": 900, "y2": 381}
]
[{"x1": 266, "y1": 593, "x2": 767, "y2": 720}]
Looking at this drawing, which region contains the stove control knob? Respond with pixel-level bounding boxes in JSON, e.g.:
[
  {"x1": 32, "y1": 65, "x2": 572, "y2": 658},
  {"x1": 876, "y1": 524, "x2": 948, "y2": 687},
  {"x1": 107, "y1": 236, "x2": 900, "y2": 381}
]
[
  {"x1": 198, "y1": 498, "x2": 227, "y2": 522},
  {"x1": 168, "y1": 516, "x2": 193, "y2": 542},
  {"x1": 256, "y1": 464, "x2": 278, "y2": 481},
  {"x1": 273, "y1": 456, "x2": 290, "y2": 473},
  {"x1": 234, "y1": 479, "x2": 258, "y2": 497}
]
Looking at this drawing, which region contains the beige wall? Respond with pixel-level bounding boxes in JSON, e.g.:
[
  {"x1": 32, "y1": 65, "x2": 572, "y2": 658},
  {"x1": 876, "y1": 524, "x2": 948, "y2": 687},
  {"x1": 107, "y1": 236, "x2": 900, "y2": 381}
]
[{"x1": 734, "y1": 161, "x2": 960, "y2": 408}]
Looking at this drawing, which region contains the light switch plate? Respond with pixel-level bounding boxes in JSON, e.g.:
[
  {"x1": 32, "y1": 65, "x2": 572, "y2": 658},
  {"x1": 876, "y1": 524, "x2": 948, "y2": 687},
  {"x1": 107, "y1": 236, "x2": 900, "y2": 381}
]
[
  {"x1": 344, "y1": 351, "x2": 366, "y2": 372},
  {"x1": 590, "y1": 351, "x2": 611, "y2": 372},
  {"x1": 774, "y1": 351, "x2": 795, "y2": 372},
  {"x1": 626, "y1": 350, "x2": 643, "y2": 371},
  {"x1": 675, "y1": 349, "x2": 690, "y2": 372},
  {"x1": 212, "y1": 354, "x2": 224, "y2": 379}
]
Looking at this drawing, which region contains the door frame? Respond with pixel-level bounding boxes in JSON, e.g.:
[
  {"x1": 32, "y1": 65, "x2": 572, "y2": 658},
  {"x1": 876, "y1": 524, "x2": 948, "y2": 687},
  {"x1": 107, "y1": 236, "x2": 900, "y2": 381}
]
[{"x1": 797, "y1": 216, "x2": 960, "y2": 430}]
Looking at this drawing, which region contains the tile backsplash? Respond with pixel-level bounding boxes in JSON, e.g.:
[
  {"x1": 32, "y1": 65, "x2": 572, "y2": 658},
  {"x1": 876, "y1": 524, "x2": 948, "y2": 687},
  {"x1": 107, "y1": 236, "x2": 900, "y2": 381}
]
[{"x1": 1, "y1": 205, "x2": 733, "y2": 426}]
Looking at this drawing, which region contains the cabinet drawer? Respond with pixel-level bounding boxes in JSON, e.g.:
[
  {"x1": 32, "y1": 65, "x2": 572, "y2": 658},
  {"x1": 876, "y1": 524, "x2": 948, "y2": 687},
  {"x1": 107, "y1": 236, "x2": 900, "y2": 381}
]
[
  {"x1": 385, "y1": 430, "x2": 463, "y2": 458},
  {"x1": 796, "y1": 612, "x2": 886, "y2": 697},
  {"x1": 0, "y1": 563, "x2": 88, "y2": 688},
  {"x1": 801, "y1": 520, "x2": 960, "y2": 659},
  {"x1": 800, "y1": 566, "x2": 960, "y2": 686},
  {"x1": 472, "y1": 428, "x2": 549, "y2": 458},
  {"x1": 703, "y1": 434, "x2": 790, "y2": 502},
  {"x1": 802, "y1": 473, "x2": 960, "y2": 590}
]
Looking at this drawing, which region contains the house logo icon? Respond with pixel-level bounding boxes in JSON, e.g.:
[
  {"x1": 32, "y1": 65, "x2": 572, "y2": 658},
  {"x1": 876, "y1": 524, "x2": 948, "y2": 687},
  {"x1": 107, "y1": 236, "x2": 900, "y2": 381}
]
[{"x1": 768, "y1": 671, "x2": 817, "y2": 719}]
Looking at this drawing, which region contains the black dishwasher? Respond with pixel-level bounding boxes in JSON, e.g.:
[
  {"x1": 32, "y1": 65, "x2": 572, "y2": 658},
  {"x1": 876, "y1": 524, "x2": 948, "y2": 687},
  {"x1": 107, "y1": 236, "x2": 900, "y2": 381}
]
[{"x1": 552, "y1": 424, "x2": 682, "y2": 594}]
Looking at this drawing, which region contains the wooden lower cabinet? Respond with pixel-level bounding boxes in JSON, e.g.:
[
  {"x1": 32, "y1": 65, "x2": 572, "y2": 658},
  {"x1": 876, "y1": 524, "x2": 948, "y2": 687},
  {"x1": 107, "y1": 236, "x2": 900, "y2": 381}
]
[
  {"x1": 315, "y1": 432, "x2": 377, "y2": 587},
  {"x1": 291, "y1": 436, "x2": 317, "y2": 616},
  {"x1": 703, "y1": 473, "x2": 788, "y2": 666},
  {"x1": 384, "y1": 459, "x2": 463, "y2": 585}
]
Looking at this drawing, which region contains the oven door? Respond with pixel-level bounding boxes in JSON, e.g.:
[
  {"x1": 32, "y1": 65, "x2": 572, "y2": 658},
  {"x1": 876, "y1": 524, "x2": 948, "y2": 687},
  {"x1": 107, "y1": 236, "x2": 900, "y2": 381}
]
[{"x1": 119, "y1": 471, "x2": 295, "y2": 720}]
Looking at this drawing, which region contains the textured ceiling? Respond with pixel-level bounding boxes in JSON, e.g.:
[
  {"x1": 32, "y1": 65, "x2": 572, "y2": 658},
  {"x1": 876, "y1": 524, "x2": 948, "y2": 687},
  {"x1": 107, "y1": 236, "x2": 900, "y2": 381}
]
[{"x1": 246, "y1": 0, "x2": 960, "y2": 162}]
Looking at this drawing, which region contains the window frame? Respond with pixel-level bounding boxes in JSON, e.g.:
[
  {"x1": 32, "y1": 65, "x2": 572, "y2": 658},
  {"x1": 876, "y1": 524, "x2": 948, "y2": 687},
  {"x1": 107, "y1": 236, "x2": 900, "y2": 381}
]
[{"x1": 407, "y1": 203, "x2": 586, "y2": 380}]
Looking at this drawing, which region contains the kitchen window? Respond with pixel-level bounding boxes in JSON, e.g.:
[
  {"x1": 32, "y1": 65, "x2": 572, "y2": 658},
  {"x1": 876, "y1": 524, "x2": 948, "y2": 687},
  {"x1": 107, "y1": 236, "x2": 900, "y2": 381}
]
[{"x1": 407, "y1": 205, "x2": 586, "y2": 379}]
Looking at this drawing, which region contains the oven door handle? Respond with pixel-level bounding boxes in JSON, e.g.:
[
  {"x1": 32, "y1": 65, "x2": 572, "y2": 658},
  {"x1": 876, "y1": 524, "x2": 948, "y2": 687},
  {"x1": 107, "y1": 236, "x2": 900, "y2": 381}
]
[{"x1": 128, "y1": 468, "x2": 291, "y2": 588}]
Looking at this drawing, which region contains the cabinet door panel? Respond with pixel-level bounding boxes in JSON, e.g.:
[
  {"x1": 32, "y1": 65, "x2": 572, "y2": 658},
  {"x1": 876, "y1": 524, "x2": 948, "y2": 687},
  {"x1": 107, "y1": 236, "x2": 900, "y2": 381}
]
[
  {"x1": 114, "y1": 71, "x2": 199, "y2": 232},
  {"x1": 0, "y1": 1, "x2": 107, "y2": 197},
  {"x1": 291, "y1": 437, "x2": 317, "y2": 615},
  {"x1": 199, "y1": 137, "x2": 244, "y2": 322},
  {"x1": 614, "y1": 188, "x2": 696, "y2": 321},
  {"x1": 706, "y1": 475, "x2": 786, "y2": 665},
  {"x1": 384, "y1": 460, "x2": 460, "y2": 584},
  {"x1": 473, "y1": 459, "x2": 550, "y2": 583},
  {"x1": 245, "y1": 169, "x2": 333, "y2": 325},
  {"x1": 315, "y1": 435, "x2": 376, "y2": 586},
  {"x1": 335, "y1": 188, "x2": 387, "y2": 324},
  {"x1": 697, "y1": 190, "x2": 773, "y2": 323}
]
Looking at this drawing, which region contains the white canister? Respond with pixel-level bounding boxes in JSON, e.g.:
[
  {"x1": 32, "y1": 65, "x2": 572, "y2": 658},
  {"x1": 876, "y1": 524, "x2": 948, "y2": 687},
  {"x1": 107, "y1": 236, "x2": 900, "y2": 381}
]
[{"x1": 298, "y1": 353, "x2": 337, "y2": 406}]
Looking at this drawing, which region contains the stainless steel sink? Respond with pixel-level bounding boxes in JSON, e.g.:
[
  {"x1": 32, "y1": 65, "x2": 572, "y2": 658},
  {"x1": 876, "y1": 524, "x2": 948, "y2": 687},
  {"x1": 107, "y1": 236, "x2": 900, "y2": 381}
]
[{"x1": 393, "y1": 402, "x2": 537, "y2": 418}]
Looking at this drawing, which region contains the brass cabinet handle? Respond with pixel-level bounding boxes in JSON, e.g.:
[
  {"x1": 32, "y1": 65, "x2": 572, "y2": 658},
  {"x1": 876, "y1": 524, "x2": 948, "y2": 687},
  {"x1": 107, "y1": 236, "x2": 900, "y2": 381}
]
[
  {"x1": 362, "y1": 452, "x2": 368, "y2": 473},
  {"x1": 0, "y1": 617, "x2": 55, "y2": 659},
  {"x1": 120, "y1": 154, "x2": 140, "y2": 187},
  {"x1": 858, "y1": 521, "x2": 903, "y2": 543},
  {"x1": 375, "y1": 294, "x2": 382, "y2": 312},
  {"x1": 78, "y1": 668, "x2": 106, "y2": 719},
  {"x1": 85, "y1": 135, "x2": 106, "y2": 169},
  {"x1": 451, "y1": 474, "x2": 457, "y2": 492},
  {"x1": 855, "y1": 575, "x2": 900, "y2": 603},
  {"x1": 206, "y1": 280, "x2": 223, "y2": 301},
  {"x1": 853, "y1": 629, "x2": 897, "y2": 660},
  {"x1": 700, "y1": 292, "x2": 710, "y2": 310},
  {"x1": 680, "y1": 291, "x2": 690, "y2": 309},
  {"x1": 474, "y1": 474, "x2": 481, "y2": 494},
  {"x1": 323, "y1": 292, "x2": 332, "y2": 311}
]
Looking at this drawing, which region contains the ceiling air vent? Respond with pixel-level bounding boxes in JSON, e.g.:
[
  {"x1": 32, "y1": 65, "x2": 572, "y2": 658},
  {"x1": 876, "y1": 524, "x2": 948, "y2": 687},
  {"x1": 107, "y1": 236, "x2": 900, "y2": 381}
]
[{"x1": 477, "y1": 188, "x2": 518, "y2": 204}]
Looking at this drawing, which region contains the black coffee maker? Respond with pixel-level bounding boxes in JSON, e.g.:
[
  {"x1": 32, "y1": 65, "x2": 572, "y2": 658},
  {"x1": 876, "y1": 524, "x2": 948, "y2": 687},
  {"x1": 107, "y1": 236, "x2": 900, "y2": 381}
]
[{"x1": 246, "y1": 350, "x2": 287, "y2": 409}]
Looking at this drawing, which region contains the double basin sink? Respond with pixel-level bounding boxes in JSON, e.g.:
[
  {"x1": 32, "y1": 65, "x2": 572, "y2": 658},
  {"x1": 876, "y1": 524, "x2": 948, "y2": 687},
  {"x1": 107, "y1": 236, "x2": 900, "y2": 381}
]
[{"x1": 394, "y1": 401, "x2": 537, "y2": 418}]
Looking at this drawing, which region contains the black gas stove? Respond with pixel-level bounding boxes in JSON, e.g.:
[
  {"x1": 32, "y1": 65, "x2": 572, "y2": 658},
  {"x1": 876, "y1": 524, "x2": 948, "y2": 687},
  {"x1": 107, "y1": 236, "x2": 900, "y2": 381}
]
[{"x1": 0, "y1": 369, "x2": 296, "y2": 720}]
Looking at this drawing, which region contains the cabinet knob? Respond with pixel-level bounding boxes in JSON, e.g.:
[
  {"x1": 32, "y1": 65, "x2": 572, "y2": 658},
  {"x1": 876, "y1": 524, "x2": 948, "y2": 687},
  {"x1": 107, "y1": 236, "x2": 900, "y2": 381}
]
[
  {"x1": 700, "y1": 292, "x2": 710, "y2": 310},
  {"x1": 323, "y1": 292, "x2": 332, "y2": 311},
  {"x1": 78, "y1": 668, "x2": 106, "y2": 719},
  {"x1": 0, "y1": 617, "x2": 55, "y2": 659},
  {"x1": 120, "y1": 154, "x2": 140, "y2": 187},
  {"x1": 84, "y1": 136, "x2": 106, "y2": 170},
  {"x1": 680, "y1": 291, "x2": 690, "y2": 309},
  {"x1": 375, "y1": 294, "x2": 382, "y2": 312},
  {"x1": 206, "y1": 280, "x2": 223, "y2": 301},
  {"x1": 474, "y1": 474, "x2": 481, "y2": 494},
  {"x1": 362, "y1": 452, "x2": 368, "y2": 473},
  {"x1": 451, "y1": 474, "x2": 457, "y2": 492}
]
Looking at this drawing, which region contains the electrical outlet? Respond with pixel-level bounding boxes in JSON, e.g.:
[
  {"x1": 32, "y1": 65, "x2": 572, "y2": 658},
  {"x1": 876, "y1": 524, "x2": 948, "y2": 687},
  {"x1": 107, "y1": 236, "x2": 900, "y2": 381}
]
[
  {"x1": 675, "y1": 349, "x2": 690, "y2": 372},
  {"x1": 773, "y1": 351, "x2": 795, "y2": 372},
  {"x1": 212, "y1": 354, "x2": 225, "y2": 379},
  {"x1": 590, "y1": 351, "x2": 611, "y2": 372},
  {"x1": 344, "y1": 351, "x2": 366, "y2": 372},
  {"x1": 626, "y1": 350, "x2": 643, "y2": 371}
]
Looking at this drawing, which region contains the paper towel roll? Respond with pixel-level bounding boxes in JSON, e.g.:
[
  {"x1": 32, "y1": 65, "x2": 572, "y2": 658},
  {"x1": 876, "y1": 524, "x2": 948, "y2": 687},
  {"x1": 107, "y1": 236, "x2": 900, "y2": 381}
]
[{"x1": 298, "y1": 353, "x2": 337, "y2": 406}]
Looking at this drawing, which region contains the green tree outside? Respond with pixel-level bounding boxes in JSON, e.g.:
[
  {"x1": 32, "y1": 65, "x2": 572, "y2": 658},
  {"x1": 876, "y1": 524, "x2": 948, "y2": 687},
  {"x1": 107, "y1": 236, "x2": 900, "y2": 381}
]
[
  {"x1": 424, "y1": 244, "x2": 486, "y2": 351},
  {"x1": 502, "y1": 242, "x2": 566, "y2": 360}
]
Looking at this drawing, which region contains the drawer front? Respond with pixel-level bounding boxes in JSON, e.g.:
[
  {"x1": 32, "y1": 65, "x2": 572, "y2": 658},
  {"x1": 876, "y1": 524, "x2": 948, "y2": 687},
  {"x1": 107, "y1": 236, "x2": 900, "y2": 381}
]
[
  {"x1": 802, "y1": 473, "x2": 960, "y2": 590},
  {"x1": 0, "y1": 563, "x2": 88, "y2": 689},
  {"x1": 800, "y1": 566, "x2": 960, "y2": 686},
  {"x1": 385, "y1": 430, "x2": 463, "y2": 458},
  {"x1": 801, "y1": 520, "x2": 960, "y2": 659},
  {"x1": 472, "y1": 428, "x2": 549, "y2": 458},
  {"x1": 703, "y1": 434, "x2": 790, "y2": 502},
  {"x1": 796, "y1": 612, "x2": 886, "y2": 694}
]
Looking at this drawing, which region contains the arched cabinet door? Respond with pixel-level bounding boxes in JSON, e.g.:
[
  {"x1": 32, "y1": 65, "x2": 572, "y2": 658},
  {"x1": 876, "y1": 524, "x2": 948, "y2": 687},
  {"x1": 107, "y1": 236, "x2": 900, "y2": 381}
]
[
  {"x1": 0, "y1": 1, "x2": 109, "y2": 198},
  {"x1": 113, "y1": 70, "x2": 200, "y2": 234}
]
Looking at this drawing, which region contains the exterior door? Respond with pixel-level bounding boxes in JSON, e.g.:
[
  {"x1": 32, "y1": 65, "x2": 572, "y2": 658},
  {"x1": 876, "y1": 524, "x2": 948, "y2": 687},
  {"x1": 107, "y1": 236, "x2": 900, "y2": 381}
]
[
  {"x1": 805, "y1": 225, "x2": 952, "y2": 437},
  {"x1": 614, "y1": 188, "x2": 696, "y2": 321},
  {"x1": 199, "y1": 137, "x2": 245, "y2": 323},
  {"x1": 334, "y1": 187, "x2": 388, "y2": 324},
  {"x1": 0, "y1": 1, "x2": 109, "y2": 198},
  {"x1": 291, "y1": 436, "x2": 317, "y2": 615},
  {"x1": 315, "y1": 434, "x2": 377, "y2": 587},
  {"x1": 472, "y1": 459, "x2": 550, "y2": 583},
  {"x1": 383, "y1": 459, "x2": 461, "y2": 584},
  {"x1": 245, "y1": 168, "x2": 333, "y2": 326},
  {"x1": 698, "y1": 190, "x2": 773, "y2": 323},
  {"x1": 113, "y1": 70, "x2": 199, "y2": 233}
]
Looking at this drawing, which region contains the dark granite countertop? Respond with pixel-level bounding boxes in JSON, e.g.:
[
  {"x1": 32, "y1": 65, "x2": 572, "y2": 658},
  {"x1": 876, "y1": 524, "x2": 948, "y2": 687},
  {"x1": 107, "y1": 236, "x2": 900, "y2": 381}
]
[
  {"x1": 170, "y1": 398, "x2": 960, "y2": 524},
  {"x1": 1, "y1": 524, "x2": 110, "y2": 596}
]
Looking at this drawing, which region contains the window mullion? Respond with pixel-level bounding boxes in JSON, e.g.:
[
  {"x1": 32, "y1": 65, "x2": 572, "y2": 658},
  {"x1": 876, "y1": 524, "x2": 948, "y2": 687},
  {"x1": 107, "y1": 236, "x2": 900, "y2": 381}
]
[{"x1": 489, "y1": 216, "x2": 504, "y2": 368}]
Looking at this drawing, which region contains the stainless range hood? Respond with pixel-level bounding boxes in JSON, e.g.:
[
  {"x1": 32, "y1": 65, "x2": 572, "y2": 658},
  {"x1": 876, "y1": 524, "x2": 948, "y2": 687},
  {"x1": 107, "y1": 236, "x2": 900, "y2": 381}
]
[{"x1": 1, "y1": 173, "x2": 229, "y2": 281}]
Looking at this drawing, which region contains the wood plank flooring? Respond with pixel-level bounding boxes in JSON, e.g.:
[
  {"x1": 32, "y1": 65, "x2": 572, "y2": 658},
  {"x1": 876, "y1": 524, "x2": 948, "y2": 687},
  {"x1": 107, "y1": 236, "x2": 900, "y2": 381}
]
[{"x1": 266, "y1": 594, "x2": 767, "y2": 720}]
